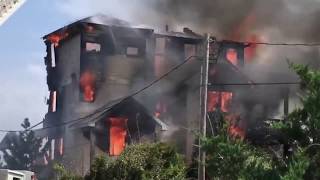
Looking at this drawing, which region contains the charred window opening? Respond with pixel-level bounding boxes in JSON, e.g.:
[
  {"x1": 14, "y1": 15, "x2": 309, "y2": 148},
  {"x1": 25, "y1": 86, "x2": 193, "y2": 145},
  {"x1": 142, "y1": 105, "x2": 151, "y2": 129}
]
[
  {"x1": 86, "y1": 42, "x2": 101, "y2": 52},
  {"x1": 220, "y1": 41, "x2": 246, "y2": 67},
  {"x1": 50, "y1": 91, "x2": 57, "y2": 112},
  {"x1": 226, "y1": 48, "x2": 238, "y2": 66},
  {"x1": 108, "y1": 117, "x2": 128, "y2": 156},
  {"x1": 50, "y1": 43, "x2": 56, "y2": 67},
  {"x1": 80, "y1": 71, "x2": 96, "y2": 102},
  {"x1": 126, "y1": 46, "x2": 139, "y2": 56},
  {"x1": 207, "y1": 91, "x2": 233, "y2": 113}
]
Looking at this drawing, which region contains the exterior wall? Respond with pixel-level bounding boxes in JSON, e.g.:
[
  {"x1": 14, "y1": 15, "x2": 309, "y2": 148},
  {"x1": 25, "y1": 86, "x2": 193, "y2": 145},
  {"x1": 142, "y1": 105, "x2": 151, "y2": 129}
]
[{"x1": 62, "y1": 129, "x2": 91, "y2": 176}]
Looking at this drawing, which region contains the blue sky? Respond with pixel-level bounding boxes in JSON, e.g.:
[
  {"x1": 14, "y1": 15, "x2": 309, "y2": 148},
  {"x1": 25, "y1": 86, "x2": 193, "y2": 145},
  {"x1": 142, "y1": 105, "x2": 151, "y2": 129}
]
[
  {"x1": 0, "y1": 0, "x2": 155, "y2": 138},
  {"x1": 0, "y1": 0, "x2": 76, "y2": 136}
]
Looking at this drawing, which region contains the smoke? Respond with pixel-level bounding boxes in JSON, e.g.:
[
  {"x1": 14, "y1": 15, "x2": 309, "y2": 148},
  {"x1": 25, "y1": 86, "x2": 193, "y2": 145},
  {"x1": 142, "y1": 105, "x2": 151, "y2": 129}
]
[{"x1": 58, "y1": 0, "x2": 320, "y2": 137}]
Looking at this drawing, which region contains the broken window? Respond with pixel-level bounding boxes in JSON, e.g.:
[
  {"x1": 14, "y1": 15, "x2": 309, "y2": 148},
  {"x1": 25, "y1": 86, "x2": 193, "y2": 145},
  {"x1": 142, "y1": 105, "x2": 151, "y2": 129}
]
[
  {"x1": 109, "y1": 117, "x2": 128, "y2": 156},
  {"x1": 50, "y1": 91, "x2": 57, "y2": 112},
  {"x1": 184, "y1": 44, "x2": 196, "y2": 59},
  {"x1": 80, "y1": 71, "x2": 96, "y2": 102},
  {"x1": 86, "y1": 42, "x2": 101, "y2": 52},
  {"x1": 208, "y1": 91, "x2": 233, "y2": 113},
  {"x1": 126, "y1": 47, "x2": 139, "y2": 56},
  {"x1": 154, "y1": 38, "x2": 166, "y2": 77},
  {"x1": 51, "y1": 43, "x2": 56, "y2": 67},
  {"x1": 226, "y1": 48, "x2": 238, "y2": 66}
]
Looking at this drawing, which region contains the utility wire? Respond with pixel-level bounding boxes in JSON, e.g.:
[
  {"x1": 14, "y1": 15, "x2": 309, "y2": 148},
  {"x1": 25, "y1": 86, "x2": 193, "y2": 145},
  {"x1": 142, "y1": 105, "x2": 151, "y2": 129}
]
[
  {"x1": 222, "y1": 39, "x2": 320, "y2": 47},
  {"x1": 208, "y1": 82, "x2": 300, "y2": 86},
  {"x1": 0, "y1": 55, "x2": 200, "y2": 133}
]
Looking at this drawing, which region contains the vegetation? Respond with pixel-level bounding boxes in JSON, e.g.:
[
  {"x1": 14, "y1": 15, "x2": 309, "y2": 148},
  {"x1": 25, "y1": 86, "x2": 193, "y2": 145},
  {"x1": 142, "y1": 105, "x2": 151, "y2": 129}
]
[
  {"x1": 0, "y1": 118, "x2": 49, "y2": 171},
  {"x1": 203, "y1": 64, "x2": 320, "y2": 180},
  {"x1": 85, "y1": 143, "x2": 186, "y2": 180}
]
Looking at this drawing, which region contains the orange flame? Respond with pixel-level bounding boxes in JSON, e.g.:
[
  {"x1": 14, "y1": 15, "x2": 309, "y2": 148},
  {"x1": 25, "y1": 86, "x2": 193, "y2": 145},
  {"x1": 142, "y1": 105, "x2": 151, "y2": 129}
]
[
  {"x1": 229, "y1": 12, "x2": 261, "y2": 63},
  {"x1": 47, "y1": 31, "x2": 69, "y2": 47},
  {"x1": 207, "y1": 91, "x2": 233, "y2": 113},
  {"x1": 109, "y1": 117, "x2": 127, "y2": 156},
  {"x1": 225, "y1": 115, "x2": 246, "y2": 140},
  {"x1": 80, "y1": 71, "x2": 96, "y2": 102}
]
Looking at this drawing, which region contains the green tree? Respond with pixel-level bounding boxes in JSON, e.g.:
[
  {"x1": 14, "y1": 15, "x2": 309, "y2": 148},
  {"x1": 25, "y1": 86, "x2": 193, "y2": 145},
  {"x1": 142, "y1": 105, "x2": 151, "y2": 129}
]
[
  {"x1": 0, "y1": 118, "x2": 49, "y2": 171},
  {"x1": 274, "y1": 64, "x2": 320, "y2": 179},
  {"x1": 203, "y1": 64, "x2": 320, "y2": 179},
  {"x1": 85, "y1": 143, "x2": 186, "y2": 180}
]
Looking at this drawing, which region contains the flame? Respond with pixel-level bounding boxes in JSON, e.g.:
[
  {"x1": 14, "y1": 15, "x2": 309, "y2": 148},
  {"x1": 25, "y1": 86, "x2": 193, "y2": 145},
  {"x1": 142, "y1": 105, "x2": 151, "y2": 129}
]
[
  {"x1": 47, "y1": 31, "x2": 69, "y2": 47},
  {"x1": 229, "y1": 12, "x2": 261, "y2": 63},
  {"x1": 207, "y1": 91, "x2": 233, "y2": 113},
  {"x1": 80, "y1": 71, "x2": 96, "y2": 102},
  {"x1": 225, "y1": 115, "x2": 246, "y2": 140},
  {"x1": 154, "y1": 100, "x2": 167, "y2": 118},
  {"x1": 226, "y1": 48, "x2": 238, "y2": 66},
  {"x1": 109, "y1": 117, "x2": 127, "y2": 156}
]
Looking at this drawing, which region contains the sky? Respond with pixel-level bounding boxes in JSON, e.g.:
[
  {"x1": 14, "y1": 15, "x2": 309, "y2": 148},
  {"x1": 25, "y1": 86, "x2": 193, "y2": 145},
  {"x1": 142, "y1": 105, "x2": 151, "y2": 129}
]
[
  {"x1": 0, "y1": 0, "x2": 154, "y2": 140},
  {"x1": 0, "y1": 0, "x2": 77, "y2": 138}
]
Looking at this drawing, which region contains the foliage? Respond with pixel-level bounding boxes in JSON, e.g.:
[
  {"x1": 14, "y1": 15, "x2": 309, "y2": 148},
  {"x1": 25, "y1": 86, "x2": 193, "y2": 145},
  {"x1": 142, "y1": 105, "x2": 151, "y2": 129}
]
[
  {"x1": 85, "y1": 143, "x2": 186, "y2": 180},
  {"x1": 281, "y1": 149, "x2": 310, "y2": 180},
  {"x1": 272, "y1": 64, "x2": 320, "y2": 179},
  {"x1": 54, "y1": 164, "x2": 83, "y2": 180},
  {"x1": 0, "y1": 118, "x2": 49, "y2": 171},
  {"x1": 203, "y1": 123, "x2": 280, "y2": 180}
]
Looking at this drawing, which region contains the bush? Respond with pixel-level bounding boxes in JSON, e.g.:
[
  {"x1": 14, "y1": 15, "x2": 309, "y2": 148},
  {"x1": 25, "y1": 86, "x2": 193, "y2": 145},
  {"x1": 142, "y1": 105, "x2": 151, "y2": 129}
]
[{"x1": 86, "y1": 143, "x2": 186, "y2": 180}]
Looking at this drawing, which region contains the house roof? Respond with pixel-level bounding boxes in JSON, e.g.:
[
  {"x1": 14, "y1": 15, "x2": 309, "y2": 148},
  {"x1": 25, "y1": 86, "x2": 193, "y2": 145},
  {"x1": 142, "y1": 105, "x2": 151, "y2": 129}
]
[{"x1": 69, "y1": 97, "x2": 168, "y2": 131}]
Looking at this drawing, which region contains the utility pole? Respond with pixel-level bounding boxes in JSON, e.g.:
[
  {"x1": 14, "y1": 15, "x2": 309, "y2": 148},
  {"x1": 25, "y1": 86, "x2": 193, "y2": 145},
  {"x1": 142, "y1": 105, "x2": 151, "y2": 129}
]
[
  {"x1": 199, "y1": 33, "x2": 210, "y2": 180},
  {"x1": 89, "y1": 122, "x2": 96, "y2": 168}
]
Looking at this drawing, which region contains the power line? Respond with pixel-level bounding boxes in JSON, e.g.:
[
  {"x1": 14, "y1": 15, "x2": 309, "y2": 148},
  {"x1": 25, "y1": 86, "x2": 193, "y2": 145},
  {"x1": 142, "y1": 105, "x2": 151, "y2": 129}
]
[
  {"x1": 222, "y1": 40, "x2": 320, "y2": 47},
  {"x1": 0, "y1": 55, "x2": 199, "y2": 133},
  {"x1": 208, "y1": 82, "x2": 300, "y2": 86}
]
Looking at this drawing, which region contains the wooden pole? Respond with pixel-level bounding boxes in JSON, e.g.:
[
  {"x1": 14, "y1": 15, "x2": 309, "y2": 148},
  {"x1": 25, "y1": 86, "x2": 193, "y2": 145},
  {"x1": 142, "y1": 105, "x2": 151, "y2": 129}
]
[
  {"x1": 199, "y1": 33, "x2": 210, "y2": 180},
  {"x1": 89, "y1": 123, "x2": 96, "y2": 168}
]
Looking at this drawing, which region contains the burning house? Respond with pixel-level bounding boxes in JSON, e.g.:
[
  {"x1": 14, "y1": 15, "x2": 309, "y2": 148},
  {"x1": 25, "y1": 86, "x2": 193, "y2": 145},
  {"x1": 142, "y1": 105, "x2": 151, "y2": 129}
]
[{"x1": 39, "y1": 14, "x2": 296, "y2": 175}]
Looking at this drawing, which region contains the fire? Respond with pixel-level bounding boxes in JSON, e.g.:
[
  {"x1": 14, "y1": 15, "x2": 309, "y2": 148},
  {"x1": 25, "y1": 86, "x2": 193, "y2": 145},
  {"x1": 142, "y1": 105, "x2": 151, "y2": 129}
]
[
  {"x1": 225, "y1": 115, "x2": 246, "y2": 140},
  {"x1": 154, "y1": 100, "x2": 167, "y2": 118},
  {"x1": 207, "y1": 91, "x2": 233, "y2": 113},
  {"x1": 226, "y1": 48, "x2": 238, "y2": 66},
  {"x1": 80, "y1": 71, "x2": 96, "y2": 102},
  {"x1": 109, "y1": 117, "x2": 127, "y2": 156},
  {"x1": 229, "y1": 12, "x2": 261, "y2": 63},
  {"x1": 47, "y1": 31, "x2": 69, "y2": 47}
]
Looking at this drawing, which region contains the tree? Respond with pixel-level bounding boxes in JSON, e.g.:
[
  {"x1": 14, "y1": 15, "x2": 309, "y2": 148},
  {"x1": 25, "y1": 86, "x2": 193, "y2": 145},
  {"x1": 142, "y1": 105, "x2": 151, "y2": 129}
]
[
  {"x1": 85, "y1": 143, "x2": 186, "y2": 180},
  {"x1": 203, "y1": 63, "x2": 320, "y2": 179},
  {"x1": 1, "y1": 118, "x2": 49, "y2": 171},
  {"x1": 273, "y1": 63, "x2": 320, "y2": 179}
]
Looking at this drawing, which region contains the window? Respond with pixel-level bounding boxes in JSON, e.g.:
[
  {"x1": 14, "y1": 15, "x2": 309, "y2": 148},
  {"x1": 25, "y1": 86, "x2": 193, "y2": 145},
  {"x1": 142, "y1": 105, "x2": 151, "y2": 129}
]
[
  {"x1": 50, "y1": 91, "x2": 57, "y2": 112},
  {"x1": 13, "y1": 177, "x2": 21, "y2": 180},
  {"x1": 226, "y1": 48, "x2": 238, "y2": 66},
  {"x1": 109, "y1": 117, "x2": 128, "y2": 156},
  {"x1": 126, "y1": 47, "x2": 139, "y2": 56},
  {"x1": 86, "y1": 42, "x2": 101, "y2": 52},
  {"x1": 51, "y1": 43, "x2": 56, "y2": 67},
  {"x1": 154, "y1": 38, "x2": 166, "y2": 77}
]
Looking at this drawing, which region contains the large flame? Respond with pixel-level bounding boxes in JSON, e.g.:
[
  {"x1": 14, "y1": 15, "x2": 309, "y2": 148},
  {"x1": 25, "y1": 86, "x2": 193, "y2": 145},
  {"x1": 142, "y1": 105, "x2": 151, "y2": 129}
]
[
  {"x1": 207, "y1": 91, "x2": 233, "y2": 113},
  {"x1": 109, "y1": 117, "x2": 127, "y2": 156},
  {"x1": 229, "y1": 12, "x2": 261, "y2": 63},
  {"x1": 80, "y1": 71, "x2": 96, "y2": 102}
]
